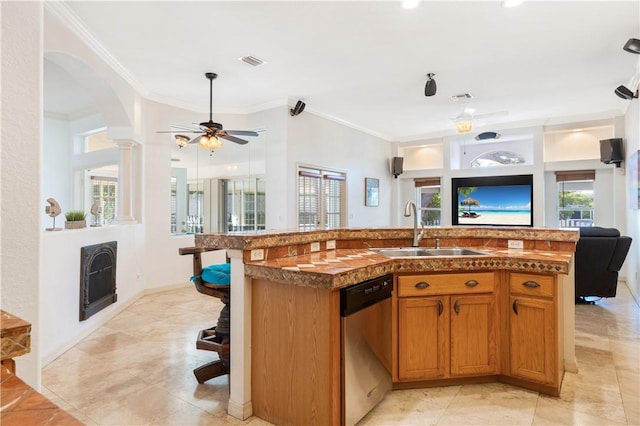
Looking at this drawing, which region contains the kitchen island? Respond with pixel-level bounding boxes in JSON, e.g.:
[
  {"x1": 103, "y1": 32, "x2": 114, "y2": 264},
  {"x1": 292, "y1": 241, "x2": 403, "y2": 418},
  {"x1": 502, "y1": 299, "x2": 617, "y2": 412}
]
[{"x1": 193, "y1": 227, "x2": 578, "y2": 424}]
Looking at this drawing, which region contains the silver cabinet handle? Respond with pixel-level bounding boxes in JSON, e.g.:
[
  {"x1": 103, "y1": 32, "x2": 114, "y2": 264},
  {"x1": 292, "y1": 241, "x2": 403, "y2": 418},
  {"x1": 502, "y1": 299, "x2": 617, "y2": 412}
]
[
  {"x1": 513, "y1": 299, "x2": 519, "y2": 314},
  {"x1": 522, "y1": 281, "x2": 540, "y2": 288},
  {"x1": 454, "y1": 299, "x2": 460, "y2": 314},
  {"x1": 415, "y1": 281, "x2": 430, "y2": 289},
  {"x1": 465, "y1": 279, "x2": 479, "y2": 287}
]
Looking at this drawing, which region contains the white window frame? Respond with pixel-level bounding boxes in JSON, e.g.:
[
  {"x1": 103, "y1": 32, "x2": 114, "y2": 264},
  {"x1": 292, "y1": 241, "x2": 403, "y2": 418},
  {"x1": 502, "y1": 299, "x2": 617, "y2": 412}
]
[{"x1": 297, "y1": 166, "x2": 346, "y2": 230}]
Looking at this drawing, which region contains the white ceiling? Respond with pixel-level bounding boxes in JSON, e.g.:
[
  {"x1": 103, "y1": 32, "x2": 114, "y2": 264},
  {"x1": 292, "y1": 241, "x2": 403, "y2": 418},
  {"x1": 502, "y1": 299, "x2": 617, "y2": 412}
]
[{"x1": 45, "y1": 1, "x2": 640, "y2": 142}]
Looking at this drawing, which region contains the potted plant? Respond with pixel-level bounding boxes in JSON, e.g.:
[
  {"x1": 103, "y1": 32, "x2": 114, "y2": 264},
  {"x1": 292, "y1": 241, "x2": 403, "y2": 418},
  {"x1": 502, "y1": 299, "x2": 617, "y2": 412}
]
[{"x1": 65, "y1": 210, "x2": 87, "y2": 229}]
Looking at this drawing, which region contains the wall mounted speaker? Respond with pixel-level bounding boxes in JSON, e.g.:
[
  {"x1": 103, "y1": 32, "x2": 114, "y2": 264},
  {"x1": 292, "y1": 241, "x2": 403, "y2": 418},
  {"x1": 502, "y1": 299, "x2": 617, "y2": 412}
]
[
  {"x1": 599, "y1": 138, "x2": 624, "y2": 167},
  {"x1": 392, "y1": 157, "x2": 404, "y2": 178},
  {"x1": 614, "y1": 85, "x2": 638, "y2": 100},
  {"x1": 290, "y1": 100, "x2": 306, "y2": 116}
]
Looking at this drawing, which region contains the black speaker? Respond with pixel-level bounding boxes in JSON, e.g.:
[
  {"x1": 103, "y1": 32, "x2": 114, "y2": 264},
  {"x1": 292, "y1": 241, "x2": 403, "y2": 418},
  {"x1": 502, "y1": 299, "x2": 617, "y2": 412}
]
[
  {"x1": 392, "y1": 157, "x2": 404, "y2": 178},
  {"x1": 290, "y1": 100, "x2": 306, "y2": 116},
  {"x1": 599, "y1": 138, "x2": 624, "y2": 167}
]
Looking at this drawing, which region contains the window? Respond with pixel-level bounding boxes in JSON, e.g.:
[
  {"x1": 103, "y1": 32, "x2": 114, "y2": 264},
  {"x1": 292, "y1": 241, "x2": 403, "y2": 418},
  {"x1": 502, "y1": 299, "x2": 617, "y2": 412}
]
[
  {"x1": 223, "y1": 177, "x2": 266, "y2": 232},
  {"x1": 414, "y1": 177, "x2": 441, "y2": 226},
  {"x1": 84, "y1": 129, "x2": 112, "y2": 153},
  {"x1": 298, "y1": 166, "x2": 346, "y2": 230},
  {"x1": 556, "y1": 170, "x2": 594, "y2": 228},
  {"x1": 90, "y1": 176, "x2": 117, "y2": 225},
  {"x1": 471, "y1": 150, "x2": 525, "y2": 168},
  {"x1": 170, "y1": 177, "x2": 178, "y2": 233},
  {"x1": 187, "y1": 182, "x2": 204, "y2": 234}
]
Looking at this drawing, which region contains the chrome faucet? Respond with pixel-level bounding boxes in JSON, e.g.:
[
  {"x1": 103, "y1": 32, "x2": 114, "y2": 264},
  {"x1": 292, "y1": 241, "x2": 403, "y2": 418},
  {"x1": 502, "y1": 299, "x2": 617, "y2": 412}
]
[{"x1": 404, "y1": 201, "x2": 424, "y2": 247}]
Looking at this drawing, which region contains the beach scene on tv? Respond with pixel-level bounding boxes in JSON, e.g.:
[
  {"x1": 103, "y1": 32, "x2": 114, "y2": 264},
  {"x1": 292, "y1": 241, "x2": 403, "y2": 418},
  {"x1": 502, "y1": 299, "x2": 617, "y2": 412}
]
[{"x1": 457, "y1": 185, "x2": 532, "y2": 226}]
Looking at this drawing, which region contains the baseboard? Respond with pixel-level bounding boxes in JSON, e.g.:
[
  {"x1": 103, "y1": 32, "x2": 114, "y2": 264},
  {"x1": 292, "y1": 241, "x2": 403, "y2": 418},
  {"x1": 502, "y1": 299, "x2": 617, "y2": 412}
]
[
  {"x1": 42, "y1": 282, "x2": 192, "y2": 367},
  {"x1": 228, "y1": 398, "x2": 253, "y2": 420}
]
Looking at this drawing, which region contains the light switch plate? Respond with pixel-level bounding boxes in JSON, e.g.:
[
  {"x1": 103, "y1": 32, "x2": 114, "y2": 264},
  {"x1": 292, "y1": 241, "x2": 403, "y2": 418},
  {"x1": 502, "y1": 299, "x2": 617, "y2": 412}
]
[
  {"x1": 508, "y1": 240, "x2": 524, "y2": 249},
  {"x1": 310, "y1": 242, "x2": 320, "y2": 252},
  {"x1": 326, "y1": 240, "x2": 336, "y2": 250},
  {"x1": 250, "y1": 249, "x2": 264, "y2": 261}
]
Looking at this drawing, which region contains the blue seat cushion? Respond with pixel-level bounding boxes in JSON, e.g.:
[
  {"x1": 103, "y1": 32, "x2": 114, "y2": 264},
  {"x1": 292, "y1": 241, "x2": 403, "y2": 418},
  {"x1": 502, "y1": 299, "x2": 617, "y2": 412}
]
[{"x1": 191, "y1": 263, "x2": 231, "y2": 286}]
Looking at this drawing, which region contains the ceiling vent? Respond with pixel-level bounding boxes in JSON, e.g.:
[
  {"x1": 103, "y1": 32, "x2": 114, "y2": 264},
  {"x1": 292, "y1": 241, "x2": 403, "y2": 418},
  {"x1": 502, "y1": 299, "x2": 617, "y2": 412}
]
[
  {"x1": 239, "y1": 56, "x2": 266, "y2": 67},
  {"x1": 450, "y1": 93, "x2": 474, "y2": 102}
]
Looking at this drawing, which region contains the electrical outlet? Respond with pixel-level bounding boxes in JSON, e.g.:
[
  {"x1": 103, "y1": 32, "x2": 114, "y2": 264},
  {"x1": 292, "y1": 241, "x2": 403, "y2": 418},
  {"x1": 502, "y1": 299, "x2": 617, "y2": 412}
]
[
  {"x1": 326, "y1": 240, "x2": 336, "y2": 250},
  {"x1": 250, "y1": 249, "x2": 264, "y2": 261},
  {"x1": 310, "y1": 242, "x2": 320, "y2": 252},
  {"x1": 508, "y1": 240, "x2": 524, "y2": 249}
]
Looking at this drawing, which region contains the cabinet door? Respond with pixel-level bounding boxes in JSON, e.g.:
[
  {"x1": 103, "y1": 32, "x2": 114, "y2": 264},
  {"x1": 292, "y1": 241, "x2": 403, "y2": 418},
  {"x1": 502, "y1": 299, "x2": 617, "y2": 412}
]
[
  {"x1": 450, "y1": 294, "x2": 497, "y2": 376},
  {"x1": 398, "y1": 297, "x2": 448, "y2": 380},
  {"x1": 509, "y1": 296, "x2": 556, "y2": 384}
]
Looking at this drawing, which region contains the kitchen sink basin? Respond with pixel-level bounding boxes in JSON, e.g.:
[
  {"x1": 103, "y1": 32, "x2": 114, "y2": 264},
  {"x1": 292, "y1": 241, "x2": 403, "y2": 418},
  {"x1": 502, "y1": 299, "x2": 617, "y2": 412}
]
[{"x1": 373, "y1": 247, "x2": 489, "y2": 258}]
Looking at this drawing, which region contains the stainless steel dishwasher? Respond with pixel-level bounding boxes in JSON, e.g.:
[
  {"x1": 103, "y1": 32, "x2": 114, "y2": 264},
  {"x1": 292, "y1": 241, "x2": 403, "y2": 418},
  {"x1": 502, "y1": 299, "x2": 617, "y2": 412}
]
[{"x1": 340, "y1": 274, "x2": 393, "y2": 426}]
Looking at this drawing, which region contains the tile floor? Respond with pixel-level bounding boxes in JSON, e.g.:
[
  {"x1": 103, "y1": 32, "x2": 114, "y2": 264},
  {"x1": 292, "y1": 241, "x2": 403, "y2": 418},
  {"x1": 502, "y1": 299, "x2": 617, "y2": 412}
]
[{"x1": 42, "y1": 283, "x2": 639, "y2": 425}]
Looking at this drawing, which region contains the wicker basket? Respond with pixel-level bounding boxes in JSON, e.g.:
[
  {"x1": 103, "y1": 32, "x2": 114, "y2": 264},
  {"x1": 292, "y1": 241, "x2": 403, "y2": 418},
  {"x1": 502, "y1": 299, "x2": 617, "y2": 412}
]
[{"x1": 65, "y1": 220, "x2": 86, "y2": 229}]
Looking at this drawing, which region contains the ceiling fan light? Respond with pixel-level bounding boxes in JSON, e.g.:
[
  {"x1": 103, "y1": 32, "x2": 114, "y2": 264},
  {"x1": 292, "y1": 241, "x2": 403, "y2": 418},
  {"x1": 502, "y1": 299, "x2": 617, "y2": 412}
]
[
  {"x1": 175, "y1": 134, "x2": 189, "y2": 148},
  {"x1": 199, "y1": 135, "x2": 223, "y2": 150},
  {"x1": 402, "y1": 0, "x2": 420, "y2": 9},
  {"x1": 455, "y1": 119, "x2": 473, "y2": 133},
  {"x1": 501, "y1": 0, "x2": 525, "y2": 8}
]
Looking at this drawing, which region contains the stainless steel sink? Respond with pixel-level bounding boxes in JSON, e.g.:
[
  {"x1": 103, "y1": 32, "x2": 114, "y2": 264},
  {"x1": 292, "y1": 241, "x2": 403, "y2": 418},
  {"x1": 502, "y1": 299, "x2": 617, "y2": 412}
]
[{"x1": 372, "y1": 247, "x2": 489, "y2": 258}]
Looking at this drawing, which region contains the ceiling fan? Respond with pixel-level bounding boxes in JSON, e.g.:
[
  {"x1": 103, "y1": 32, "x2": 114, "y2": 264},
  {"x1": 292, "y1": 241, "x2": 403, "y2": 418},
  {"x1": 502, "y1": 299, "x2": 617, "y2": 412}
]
[
  {"x1": 158, "y1": 72, "x2": 258, "y2": 151},
  {"x1": 450, "y1": 103, "x2": 508, "y2": 134}
]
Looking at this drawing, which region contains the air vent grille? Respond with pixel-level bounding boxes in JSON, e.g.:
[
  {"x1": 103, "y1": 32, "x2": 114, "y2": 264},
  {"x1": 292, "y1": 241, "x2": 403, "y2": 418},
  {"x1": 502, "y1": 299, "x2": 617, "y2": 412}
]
[
  {"x1": 239, "y1": 56, "x2": 266, "y2": 67},
  {"x1": 450, "y1": 93, "x2": 474, "y2": 101}
]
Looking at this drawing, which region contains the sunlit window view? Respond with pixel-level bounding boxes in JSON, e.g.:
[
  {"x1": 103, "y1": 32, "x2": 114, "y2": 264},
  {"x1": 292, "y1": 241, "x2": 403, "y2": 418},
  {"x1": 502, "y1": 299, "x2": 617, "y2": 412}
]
[
  {"x1": 414, "y1": 178, "x2": 441, "y2": 226},
  {"x1": 558, "y1": 180, "x2": 594, "y2": 228}
]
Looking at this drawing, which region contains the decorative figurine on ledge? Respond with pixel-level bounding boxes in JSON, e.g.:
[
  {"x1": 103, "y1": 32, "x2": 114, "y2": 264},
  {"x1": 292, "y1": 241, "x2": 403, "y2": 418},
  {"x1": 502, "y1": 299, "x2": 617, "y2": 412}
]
[
  {"x1": 45, "y1": 198, "x2": 62, "y2": 231},
  {"x1": 90, "y1": 200, "x2": 102, "y2": 227}
]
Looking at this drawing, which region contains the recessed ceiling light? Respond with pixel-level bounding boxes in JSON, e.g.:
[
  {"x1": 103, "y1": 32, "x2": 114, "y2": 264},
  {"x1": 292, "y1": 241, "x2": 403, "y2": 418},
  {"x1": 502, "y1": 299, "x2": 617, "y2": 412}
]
[
  {"x1": 402, "y1": 0, "x2": 420, "y2": 9},
  {"x1": 502, "y1": 0, "x2": 525, "y2": 8}
]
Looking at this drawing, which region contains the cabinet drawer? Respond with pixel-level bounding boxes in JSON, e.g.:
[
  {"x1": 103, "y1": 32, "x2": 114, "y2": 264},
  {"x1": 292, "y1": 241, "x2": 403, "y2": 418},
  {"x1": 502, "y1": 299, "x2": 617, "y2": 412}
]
[
  {"x1": 398, "y1": 272, "x2": 495, "y2": 297},
  {"x1": 510, "y1": 273, "x2": 554, "y2": 298}
]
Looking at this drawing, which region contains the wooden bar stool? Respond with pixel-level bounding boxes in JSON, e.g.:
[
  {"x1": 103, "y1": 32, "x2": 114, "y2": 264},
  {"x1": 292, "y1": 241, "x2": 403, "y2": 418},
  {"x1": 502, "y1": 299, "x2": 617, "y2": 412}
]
[{"x1": 179, "y1": 247, "x2": 230, "y2": 384}]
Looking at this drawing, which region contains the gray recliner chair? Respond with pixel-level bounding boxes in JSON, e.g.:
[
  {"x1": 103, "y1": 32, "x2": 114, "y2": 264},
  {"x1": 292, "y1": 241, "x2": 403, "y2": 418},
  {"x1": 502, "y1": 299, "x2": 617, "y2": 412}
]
[{"x1": 575, "y1": 226, "x2": 632, "y2": 304}]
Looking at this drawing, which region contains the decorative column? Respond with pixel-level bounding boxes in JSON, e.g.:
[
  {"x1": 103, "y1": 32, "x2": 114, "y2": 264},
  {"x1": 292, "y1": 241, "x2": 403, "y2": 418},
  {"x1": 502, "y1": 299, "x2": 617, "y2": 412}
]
[{"x1": 114, "y1": 140, "x2": 136, "y2": 223}]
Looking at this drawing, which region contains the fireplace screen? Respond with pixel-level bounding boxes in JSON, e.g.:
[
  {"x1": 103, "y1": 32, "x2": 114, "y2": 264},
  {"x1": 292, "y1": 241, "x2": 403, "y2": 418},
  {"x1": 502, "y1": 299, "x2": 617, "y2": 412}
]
[{"x1": 80, "y1": 241, "x2": 117, "y2": 321}]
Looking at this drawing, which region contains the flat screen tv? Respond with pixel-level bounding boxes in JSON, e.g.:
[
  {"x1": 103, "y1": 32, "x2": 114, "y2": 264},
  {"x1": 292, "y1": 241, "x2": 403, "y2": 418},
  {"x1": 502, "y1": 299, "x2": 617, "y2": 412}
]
[{"x1": 451, "y1": 174, "x2": 533, "y2": 227}]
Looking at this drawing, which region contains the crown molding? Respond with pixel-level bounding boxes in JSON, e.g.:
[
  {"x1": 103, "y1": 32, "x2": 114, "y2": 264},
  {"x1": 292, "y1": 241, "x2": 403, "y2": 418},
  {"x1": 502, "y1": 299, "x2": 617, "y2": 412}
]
[{"x1": 44, "y1": 1, "x2": 148, "y2": 98}]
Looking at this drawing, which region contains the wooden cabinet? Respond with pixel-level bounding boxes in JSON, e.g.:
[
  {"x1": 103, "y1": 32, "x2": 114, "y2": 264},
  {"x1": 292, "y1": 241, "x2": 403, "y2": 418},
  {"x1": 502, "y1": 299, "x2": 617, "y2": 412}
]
[
  {"x1": 397, "y1": 272, "x2": 497, "y2": 382},
  {"x1": 508, "y1": 272, "x2": 559, "y2": 386},
  {"x1": 450, "y1": 294, "x2": 496, "y2": 377},
  {"x1": 398, "y1": 297, "x2": 448, "y2": 380}
]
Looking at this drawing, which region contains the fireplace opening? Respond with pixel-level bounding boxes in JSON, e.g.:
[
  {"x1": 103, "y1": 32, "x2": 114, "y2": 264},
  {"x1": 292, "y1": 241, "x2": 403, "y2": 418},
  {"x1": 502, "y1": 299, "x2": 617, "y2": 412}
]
[{"x1": 80, "y1": 241, "x2": 117, "y2": 321}]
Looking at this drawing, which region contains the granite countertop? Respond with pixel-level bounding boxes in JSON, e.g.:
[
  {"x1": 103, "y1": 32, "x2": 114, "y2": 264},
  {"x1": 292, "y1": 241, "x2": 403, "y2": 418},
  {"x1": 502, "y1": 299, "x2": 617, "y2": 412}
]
[
  {"x1": 244, "y1": 247, "x2": 574, "y2": 289},
  {"x1": 1, "y1": 310, "x2": 31, "y2": 361}
]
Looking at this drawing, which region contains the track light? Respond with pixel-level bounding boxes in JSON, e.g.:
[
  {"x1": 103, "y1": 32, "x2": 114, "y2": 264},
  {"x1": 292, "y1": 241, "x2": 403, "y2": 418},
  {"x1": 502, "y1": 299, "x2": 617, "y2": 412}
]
[
  {"x1": 424, "y1": 73, "x2": 437, "y2": 97},
  {"x1": 615, "y1": 85, "x2": 638, "y2": 100},
  {"x1": 623, "y1": 38, "x2": 640, "y2": 54},
  {"x1": 290, "y1": 100, "x2": 306, "y2": 116}
]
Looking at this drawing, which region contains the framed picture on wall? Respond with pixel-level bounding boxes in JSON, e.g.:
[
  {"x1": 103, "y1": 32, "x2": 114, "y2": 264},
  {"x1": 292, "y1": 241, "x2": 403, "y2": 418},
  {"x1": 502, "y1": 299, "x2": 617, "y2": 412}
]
[{"x1": 365, "y1": 177, "x2": 379, "y2": 207}]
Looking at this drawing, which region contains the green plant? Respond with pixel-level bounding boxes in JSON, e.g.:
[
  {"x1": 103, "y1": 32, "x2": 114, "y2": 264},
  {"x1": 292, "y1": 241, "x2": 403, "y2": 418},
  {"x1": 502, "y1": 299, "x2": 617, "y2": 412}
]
[{"x1": 65, "y1": 210, "x2": 87, "y2": 221}]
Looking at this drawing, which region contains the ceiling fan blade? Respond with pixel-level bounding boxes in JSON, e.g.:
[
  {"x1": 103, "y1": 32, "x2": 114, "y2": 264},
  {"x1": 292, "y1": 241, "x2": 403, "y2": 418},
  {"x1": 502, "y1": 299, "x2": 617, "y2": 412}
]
[
  {"x1": 226, "y1": 130, "x2": 259, "y2": 137},
  {"x1": 157, "y1": 130, "x2": 203, "y2": 134},
  {"x1": 170, "y1": 124, "x2": 200, "y2": 131},
  {"x1": 187, "y1": 135, "x2": 203, "y2": 145},
  {"x1": 474, "y1": 110, "x2": 509, "y2": 120},
  {"x1": 218, "y1": 134, "x2": 249, "y2": 145}
]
